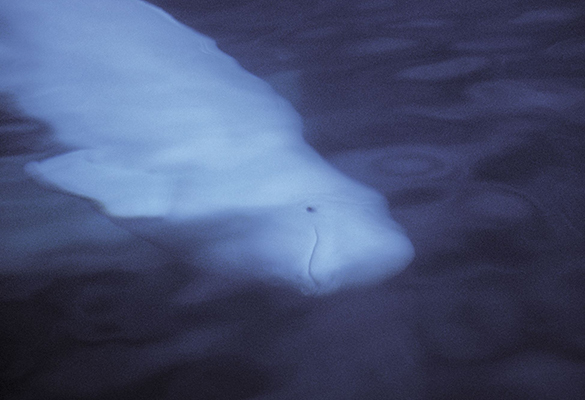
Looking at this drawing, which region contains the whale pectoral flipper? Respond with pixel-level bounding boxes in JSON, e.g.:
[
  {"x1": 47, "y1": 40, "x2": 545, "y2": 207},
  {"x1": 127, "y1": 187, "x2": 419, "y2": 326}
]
[{"x1": 25, "y1": 150, "x2": 172, "y2": 218}]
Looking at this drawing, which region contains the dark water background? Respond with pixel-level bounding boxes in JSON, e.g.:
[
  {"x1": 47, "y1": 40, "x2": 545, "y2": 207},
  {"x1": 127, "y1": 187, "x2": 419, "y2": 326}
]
[{"x1": 1, "y1": 0, "x2": 585, "y2": 398}]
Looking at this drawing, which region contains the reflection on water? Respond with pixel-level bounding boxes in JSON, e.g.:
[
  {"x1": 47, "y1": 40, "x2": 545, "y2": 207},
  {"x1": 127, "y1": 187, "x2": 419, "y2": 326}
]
[{"x1": 1, "y1": 0, "x2": 584, "y2": 398}]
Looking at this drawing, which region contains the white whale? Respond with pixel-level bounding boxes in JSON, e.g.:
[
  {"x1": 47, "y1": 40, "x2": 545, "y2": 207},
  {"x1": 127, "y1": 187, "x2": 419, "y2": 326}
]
[{"x1": 0, "y1": 0, "x2": 414, "y2": 294}]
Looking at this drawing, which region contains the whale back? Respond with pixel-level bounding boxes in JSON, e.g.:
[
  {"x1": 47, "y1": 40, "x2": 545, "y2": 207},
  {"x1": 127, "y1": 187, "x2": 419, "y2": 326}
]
[{"x1": 0, "y1": 0, "x2": 303, "y2": 153}]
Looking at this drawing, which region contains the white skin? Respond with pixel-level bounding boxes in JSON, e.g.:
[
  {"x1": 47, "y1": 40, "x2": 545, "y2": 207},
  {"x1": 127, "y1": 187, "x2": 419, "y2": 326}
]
[{"x1": 2, "y1": 0, "x2": 414, "y2": 294}]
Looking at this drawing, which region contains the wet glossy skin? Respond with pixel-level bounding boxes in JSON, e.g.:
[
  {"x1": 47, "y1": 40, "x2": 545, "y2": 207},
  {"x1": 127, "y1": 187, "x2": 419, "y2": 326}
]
[{"x1": 0, "y1": 0, "x2": 414, "y2": 293}]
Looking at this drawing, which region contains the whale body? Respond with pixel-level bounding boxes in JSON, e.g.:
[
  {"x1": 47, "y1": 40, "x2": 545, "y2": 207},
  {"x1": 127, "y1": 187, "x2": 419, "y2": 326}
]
[{"x1": 0, "y1": 0, "x2": 414, "y2": 294}]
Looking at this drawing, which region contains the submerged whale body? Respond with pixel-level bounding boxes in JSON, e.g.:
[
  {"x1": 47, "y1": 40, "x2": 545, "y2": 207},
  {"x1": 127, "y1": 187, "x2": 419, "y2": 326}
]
[{"x1": 0, "y1": 0, "x2": 414, "y2": 294}]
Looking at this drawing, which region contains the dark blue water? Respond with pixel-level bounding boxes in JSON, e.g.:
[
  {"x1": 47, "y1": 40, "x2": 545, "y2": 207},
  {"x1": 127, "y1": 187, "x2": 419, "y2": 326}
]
[{"x1": 1, "y1": 0, "x2": 584, "y2": 398}]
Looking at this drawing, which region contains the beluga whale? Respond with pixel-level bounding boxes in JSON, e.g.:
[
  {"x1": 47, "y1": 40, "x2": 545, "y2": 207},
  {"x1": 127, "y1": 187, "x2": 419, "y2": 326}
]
[{"x1": 0, "y1": 0, "x2": 414, "y2": 294}]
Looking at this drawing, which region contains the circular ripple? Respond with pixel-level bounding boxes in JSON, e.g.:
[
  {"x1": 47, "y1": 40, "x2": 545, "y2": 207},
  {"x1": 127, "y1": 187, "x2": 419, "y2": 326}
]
[
  {"x1": 462, "y1": 187, "x2": 536, "y2": 227},
  {"x1": 373, "y1": 151, "x2": 448, "y2": 178},
  {"x1": 330, "y1": 145, "x2": 464, "y2": 195},
  {"x1": 0, "y1": 120, "x2": 49, "y2": 156},
  {"x1": 454, "y1": 183, "x2": 560, "y2": 253}
]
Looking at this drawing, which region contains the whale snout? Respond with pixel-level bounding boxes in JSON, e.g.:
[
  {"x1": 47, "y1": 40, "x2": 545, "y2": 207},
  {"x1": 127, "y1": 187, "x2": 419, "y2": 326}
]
[
  {"x1": 223, "y1": 199, "x2": 416, "y2": 294},
  {"x1": 304, "y1": 223, "x2": 415, "y2": 294},
  {"x1": 120, "y1": 198, "x2": 414, "y2": 295}
]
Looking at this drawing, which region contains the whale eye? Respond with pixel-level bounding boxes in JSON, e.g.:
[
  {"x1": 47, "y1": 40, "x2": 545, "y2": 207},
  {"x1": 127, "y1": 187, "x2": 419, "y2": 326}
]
[{"x1": 306, "y1": 206, "x2": 316, "y2": 213}]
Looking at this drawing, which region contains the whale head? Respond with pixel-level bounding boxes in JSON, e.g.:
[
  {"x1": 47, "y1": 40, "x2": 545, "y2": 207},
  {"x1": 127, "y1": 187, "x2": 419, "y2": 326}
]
[
  {"x1": 113, "y1": 158, "x2": 414, "y2": 295},
  {"x1": 213, "y1": 197, "x2": 415, "y2": 294}
]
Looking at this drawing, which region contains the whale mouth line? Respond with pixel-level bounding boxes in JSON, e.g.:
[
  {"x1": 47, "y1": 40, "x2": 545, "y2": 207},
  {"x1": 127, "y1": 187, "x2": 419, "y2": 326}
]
[{"x1": 307, "y1": 226, "x2": 319, "y2": 287}]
